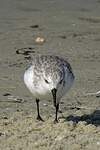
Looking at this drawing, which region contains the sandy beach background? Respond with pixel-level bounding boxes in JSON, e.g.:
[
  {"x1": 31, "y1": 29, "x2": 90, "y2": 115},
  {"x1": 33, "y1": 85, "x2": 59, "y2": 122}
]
[{"x1": 0, "y1": 0, "x2": 100, "y2": 149}]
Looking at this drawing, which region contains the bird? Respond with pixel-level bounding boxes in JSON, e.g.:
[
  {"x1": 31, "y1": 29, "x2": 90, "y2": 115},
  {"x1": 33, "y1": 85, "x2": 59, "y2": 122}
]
[{"x1": 24, "y1": 54, "x2": 75, "y2": 123}]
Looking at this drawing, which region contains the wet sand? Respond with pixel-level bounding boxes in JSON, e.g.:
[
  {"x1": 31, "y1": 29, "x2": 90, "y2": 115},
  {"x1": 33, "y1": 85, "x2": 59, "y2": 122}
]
[{"x1": 0, "y1": 0, "x2": 100, "y2": 149}]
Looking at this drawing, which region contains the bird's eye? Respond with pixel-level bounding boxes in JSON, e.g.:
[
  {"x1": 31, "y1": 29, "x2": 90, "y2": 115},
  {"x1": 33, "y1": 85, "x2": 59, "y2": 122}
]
[
  {"x1": 44, "y1": 79, "x2": 49, "y2": 84},
  {"x1": 59, "y1": 79, "x2": 63, "y2": 84}
]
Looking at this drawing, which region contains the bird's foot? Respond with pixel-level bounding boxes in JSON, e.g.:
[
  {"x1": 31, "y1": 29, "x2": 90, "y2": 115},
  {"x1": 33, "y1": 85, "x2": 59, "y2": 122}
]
[
  {"x1": 54, "y1": 118, "x2": 59, "y2": 124},
  {"x1": 36, "y1": 115, "x2": 44, "y2": 122}
]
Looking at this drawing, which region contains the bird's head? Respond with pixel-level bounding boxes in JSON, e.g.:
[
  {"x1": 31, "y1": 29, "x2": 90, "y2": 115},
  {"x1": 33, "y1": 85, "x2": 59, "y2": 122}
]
[{"x1": 42, "y1": 69, "x2": 64, "y2": 105}]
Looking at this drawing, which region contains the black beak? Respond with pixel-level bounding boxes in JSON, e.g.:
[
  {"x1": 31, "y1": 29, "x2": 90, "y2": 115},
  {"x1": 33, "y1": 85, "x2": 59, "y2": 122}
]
[{"x1": 51, "y1": 88, "x2": 57, "y2": 107}]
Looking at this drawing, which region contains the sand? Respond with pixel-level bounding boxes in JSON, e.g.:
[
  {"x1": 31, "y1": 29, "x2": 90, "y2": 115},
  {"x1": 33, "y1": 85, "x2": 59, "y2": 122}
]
[{"x1": 0, "y1": 0, "x2": 100, "y2": 149}]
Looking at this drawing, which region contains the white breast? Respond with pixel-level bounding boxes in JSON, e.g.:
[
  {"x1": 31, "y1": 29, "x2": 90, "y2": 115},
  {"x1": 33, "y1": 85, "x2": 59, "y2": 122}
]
[
  {"x1": 24, "y1": 66, "x2": 52, "y2": 100},
  {"x1": 24, "y1": 66, "x2": 35, "y2": 94}
]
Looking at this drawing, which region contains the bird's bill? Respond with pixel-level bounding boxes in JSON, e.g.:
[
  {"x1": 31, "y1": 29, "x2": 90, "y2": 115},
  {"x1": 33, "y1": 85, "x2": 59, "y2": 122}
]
[{"x1": 51, "y1": 88, "x2": 57, "y2": 107}]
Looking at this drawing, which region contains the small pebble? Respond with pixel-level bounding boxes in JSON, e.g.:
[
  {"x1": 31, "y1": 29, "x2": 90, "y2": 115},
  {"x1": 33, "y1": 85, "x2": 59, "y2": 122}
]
[
  {"x1": 43, "y1": 103, "x2": 48, "y2": 106},
  {"x1": 0, "y1": 132, "x2": 4, "y2": 136},
  {"x1": 30, "y1": 25, "x2": 39, "y2": 28},
  {"x1": 35, "y1": 37, "x2": 45, "y2": 44},
  {"x1": 2, "y1": 116, "x2": 8, "y2": 119},
  {"x1": 59, "y1": 35, "x2": 67, "y2": 39},
  {"x1": 3, "y1": 93, "x2": 11, "y2": 96},
  {"x1": 97, "y1": 141, "x2": 100, "y2": 145}
]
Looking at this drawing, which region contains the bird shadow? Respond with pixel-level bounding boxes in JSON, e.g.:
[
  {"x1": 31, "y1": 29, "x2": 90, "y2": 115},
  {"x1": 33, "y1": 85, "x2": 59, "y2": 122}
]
[{"x1": 64, "y1": 110, "x2": 100, "y2": 126}]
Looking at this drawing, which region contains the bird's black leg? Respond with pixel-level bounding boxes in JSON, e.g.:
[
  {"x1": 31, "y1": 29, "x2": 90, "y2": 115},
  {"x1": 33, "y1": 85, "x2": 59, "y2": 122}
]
[{"x1": 36, "y1": 98, "x2": 44, "y2": 121}]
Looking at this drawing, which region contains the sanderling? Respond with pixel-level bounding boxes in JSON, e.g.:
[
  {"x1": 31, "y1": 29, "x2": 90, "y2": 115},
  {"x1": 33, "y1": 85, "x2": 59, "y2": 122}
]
[{"x1": 24, "y1": 54, "x2": 75, "y2": 123}]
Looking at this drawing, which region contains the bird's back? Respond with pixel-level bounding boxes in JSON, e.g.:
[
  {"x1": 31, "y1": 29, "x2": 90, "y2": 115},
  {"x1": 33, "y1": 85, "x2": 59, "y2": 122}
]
[{"x1": 31, "y1": 54, "x2": 74, "y2": 76}]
